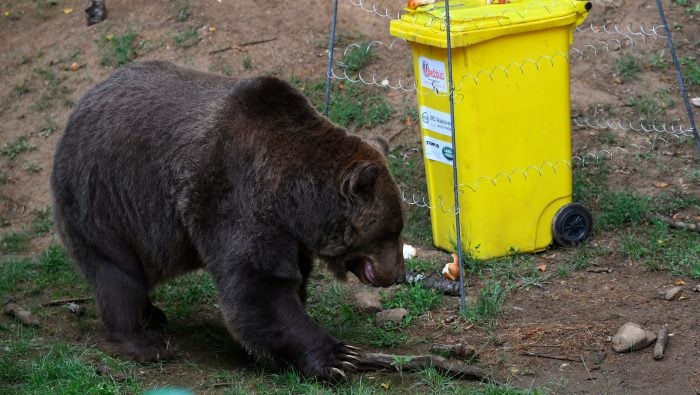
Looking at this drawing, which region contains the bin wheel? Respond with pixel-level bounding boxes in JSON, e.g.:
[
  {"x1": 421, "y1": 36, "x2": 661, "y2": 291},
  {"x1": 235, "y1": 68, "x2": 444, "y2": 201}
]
[{"x1": 552, "y1": 203, "x2": 592, "y2": 247}]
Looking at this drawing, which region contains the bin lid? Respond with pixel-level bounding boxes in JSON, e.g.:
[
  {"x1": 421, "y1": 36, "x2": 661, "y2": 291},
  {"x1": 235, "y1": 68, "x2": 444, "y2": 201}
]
[{"x1": 390, "y1": 0, "x2": 591, "y2": 48}]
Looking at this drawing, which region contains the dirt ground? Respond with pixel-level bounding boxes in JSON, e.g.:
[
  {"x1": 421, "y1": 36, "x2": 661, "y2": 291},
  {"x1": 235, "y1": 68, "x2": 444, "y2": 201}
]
[{"x1": 1, "y1": 0, "x2": 699, "y2": 393}]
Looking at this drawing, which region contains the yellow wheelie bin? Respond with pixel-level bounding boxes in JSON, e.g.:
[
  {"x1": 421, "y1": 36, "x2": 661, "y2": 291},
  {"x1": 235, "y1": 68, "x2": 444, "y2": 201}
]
[{"x1": 390, "y1": 0, "x2": 592, "y2": 259}]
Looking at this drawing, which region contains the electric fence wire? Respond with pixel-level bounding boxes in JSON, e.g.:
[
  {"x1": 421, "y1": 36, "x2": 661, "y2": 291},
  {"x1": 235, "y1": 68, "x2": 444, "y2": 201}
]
[
  {"x1": 654, "y1": 0, "x2": 700, "y2": 154},
  {"x1": 442, "y1": 0, "x2": 468, "y2": 312}
]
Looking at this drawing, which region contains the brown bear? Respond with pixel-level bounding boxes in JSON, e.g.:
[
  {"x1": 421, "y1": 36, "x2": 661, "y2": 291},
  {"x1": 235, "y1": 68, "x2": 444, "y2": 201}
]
[{"x1": 51, "y1": 61, "x2": 405, "y2": 380}]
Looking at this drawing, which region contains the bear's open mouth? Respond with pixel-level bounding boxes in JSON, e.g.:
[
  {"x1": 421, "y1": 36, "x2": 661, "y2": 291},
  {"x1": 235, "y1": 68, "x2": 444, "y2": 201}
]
[{"x1": 346, "y1": 257, "x2": 376, "y2": 285}]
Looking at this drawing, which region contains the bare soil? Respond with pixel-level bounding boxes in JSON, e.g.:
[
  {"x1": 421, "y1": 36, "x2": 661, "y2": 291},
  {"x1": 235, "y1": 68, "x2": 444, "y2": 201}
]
[{"x1": 1, "y1": 0, "x2": 699, "y2": 393}]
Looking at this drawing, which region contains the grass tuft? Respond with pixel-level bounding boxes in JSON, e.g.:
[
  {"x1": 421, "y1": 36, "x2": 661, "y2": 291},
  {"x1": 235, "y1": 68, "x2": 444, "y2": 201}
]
[{"x1": 98, "y1": 30, "x2": 138, "y2": 67}]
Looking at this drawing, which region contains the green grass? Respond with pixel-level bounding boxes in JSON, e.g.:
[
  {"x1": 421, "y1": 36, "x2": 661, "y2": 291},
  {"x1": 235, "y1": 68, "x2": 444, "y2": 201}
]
[
  {"x1": 616, "y1": 55, "x2": 641, "y2": 83},
  {"x1": 242, "y1": 54, "x2": 253, "y2": 70},
  {"x1": 98, "y1": 30, "x2": 138, "y2": 67},
  {"x1": 620, "y1": 220, "x2": 700, "y2": 277},
  {"x1": 405, "y1": 257, "x2": 436, "y2": 273},
  {"x1": 340, "y1": 41, "x2": 376, "y2": 75},
  {"x1": 387, "y1": 146, "x2": 432, "y2": 245},
  {"x1": 176, "y1": 4, "x2": 191, "y2": 22},
  {"x1": 0, "y1": 256, "x2": 33, "y2": 295},
  {"x1": 0, "y1": 208, "x2": 52, "y2": 254},
  {"x1": 173, "y1": 27, "x2": 199, "y2": 48},
  {"x1": 151, "y1": 270, "x2": 218, "y2": 317},
  {"x1": 38, "y1": 114, "x2": 58, "y2": 138},
  {"x1": 680, "y1": 56, "x2": 700, "y2": 86},
  {"x1": 557, "y1": 244, "x2": 593, "y2": 277},
  {"x1": 0, "y1": 136, "x2": 35, "y2": 161},
  {"x1": 596, "y1": 189, "x2": 652, "y2": 229},
  {"x1": 309, "y1": 281, "x2": 408, "y2": 348},
  {"x1": 0, "y1": 327, "x2": 139, "y2": 394},
  {"x1": 1, "y1": 243, "x2": 84, "y2": 298},
  {"x1": 32, "y1": 67, "x2": 73, "y2": 110},
  {"x1": 12, "y1": 82, "x2": 31, "y2": 97},
  {"x1": 464, "y1": 281, "x2": 506, "y2": 324},
  {"x1": 625, "y1": 90, "x2": 674, "y2": 122},
  {"x1": 0, "y1": 231, "x2": 31, "y2": 254},
  {"x1": 290, "y1": 77, "x2": 394, "y2": 130},
  {"x1": 383, "y1": 283, "x2": 442, "y2": 325}
]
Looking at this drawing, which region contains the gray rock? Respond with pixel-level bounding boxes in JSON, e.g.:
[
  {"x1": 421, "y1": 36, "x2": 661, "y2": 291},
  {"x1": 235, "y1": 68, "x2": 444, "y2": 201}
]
[
  {"x1": 664, "y1": 286, "x2": 684, "y2": 301},
  {"x1": 376, "y1": 308, "x2": 407, "y2": 325},
  {"x1": 353, "y1": 290, "x2": 382, "y2": 314},
  {"x1": 612, "y1": 322, "x2": 657, "y2": 353}
]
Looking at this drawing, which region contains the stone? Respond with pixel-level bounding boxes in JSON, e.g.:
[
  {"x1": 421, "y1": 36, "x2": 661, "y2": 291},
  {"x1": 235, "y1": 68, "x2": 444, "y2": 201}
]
[
  {"x1": 353, "y1": 290, "x2": 382, "y2": 314},
  {"x1": 376, "y1": 308, "x2": 407, "y2": 325},
  {"x1": 611, "y1": 322, "x2": 657, "y2": 353},
  {"x1": 664, "y1": 286, "x2": 684, "y2": 301}
]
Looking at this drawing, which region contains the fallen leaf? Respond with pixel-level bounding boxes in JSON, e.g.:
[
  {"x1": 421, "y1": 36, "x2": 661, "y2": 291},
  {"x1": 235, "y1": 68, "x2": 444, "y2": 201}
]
[
  {"x1": 653, "y1": 181, "x2": 669, "y2": 188},
  {"x1": 675, "y1": 279, "x2": 686, "y2": 286},
  {"x1": 209, "y1": 26, "x2": 216, "y2": 32},
  {"x1": 537, "y1": 263, "x2": 547, "y2": 272},
  {"x1": 380, "y1": 382, "x2": 390, "y2": 390},
  {"x1": 105, "y1": 33, "x2": 114, "y2": 41},
  {"x1": 404, "y1": 116, "x2": 413, "y2": 126},
  {"x1": 63, "y1": 7, "x2": 73, "y2": 14}
]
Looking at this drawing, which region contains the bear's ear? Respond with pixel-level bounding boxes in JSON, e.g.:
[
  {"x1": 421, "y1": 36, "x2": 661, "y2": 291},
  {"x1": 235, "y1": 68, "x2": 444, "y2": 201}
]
[
  {"x1": 368, "y1": 137, "x2": 390, "y2": 157},
  {"x1": 341, "y1": 161, "x2": 379, "y2": 205}
]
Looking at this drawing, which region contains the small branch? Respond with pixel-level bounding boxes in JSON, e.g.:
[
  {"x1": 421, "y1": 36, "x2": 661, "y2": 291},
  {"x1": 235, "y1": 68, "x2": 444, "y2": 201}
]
[
  {"x1": 586, "y1": 267, "x2": 612, "y2": 273},
  {"x1": 41, "y1": 297, "x2": 92, "y2": 307},
  {"x1": 653, "y1": 325, "x2": 669, "y2": 360},
  {"x1": 240, "y1": 37, "x2": 277, "y2": 47},
  {"x1": 3, "y1": 300, "x2": 39, "y2": 327},
  {"x1": 653, "y1": 215, "x2": 700, "y2": 233},
  {"x1": 357, "y1": 352, "x2": 489, "y2": 381},
  {"x1": 208, "y1": 46, "x2": 235, "y2": 54},
  {"x1": 520, "y1": 351, "x2": 581, "y2": 362}
]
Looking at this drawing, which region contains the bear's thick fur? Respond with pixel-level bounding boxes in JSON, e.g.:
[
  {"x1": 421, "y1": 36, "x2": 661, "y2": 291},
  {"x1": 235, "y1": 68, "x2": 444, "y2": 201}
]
[{"x1": 51, "y1": 61, "x2": 405, "y2": 380}]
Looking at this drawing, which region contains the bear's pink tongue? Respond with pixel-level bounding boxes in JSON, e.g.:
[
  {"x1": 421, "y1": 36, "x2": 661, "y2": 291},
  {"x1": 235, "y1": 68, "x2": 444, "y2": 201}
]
[{"x1": 363, "y1": 259, "x2": 375, "y2": 284}]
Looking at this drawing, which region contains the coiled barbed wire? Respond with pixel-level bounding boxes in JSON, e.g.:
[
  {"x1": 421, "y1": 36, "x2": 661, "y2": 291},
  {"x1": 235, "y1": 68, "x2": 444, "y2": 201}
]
[
  {"x1": 394, "y1": 136, "x2": 686, "y2": 213},
  {"x1": 572, "y1": 117, "x2": 694, "y2": 139},
  {"x1": 574, "y1": 22, "x2": 666, "y2": 43},
  {"x1": 346, "y1": 0, "x2": 402, "y2": 21}
]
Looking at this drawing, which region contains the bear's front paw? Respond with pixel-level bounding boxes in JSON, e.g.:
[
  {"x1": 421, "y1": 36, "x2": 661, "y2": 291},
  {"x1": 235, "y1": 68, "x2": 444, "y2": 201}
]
[
  {"x1": 104, "y1": 336, "x2": 174, "y2": 362},
  {"x1": 305, "y1": 342, "x2": 362, "y2": 381}
]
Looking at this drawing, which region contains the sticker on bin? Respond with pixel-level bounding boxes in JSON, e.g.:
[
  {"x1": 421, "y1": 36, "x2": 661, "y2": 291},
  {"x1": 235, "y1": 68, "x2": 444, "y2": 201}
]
[
  {"x1": 420, "y1": 106, "x2": 452, "y2": 137},
  {"x1": 418, "y1": 57, "x2": 446, "y2": 93},
  {"x1": 423, "y1": 136, "x2": 454, "y2": 166}
]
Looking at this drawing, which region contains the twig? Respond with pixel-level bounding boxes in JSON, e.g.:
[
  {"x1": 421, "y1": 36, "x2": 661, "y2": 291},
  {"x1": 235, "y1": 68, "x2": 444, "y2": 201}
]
[
  {"x1": 208, "y1": 46, "x2": 235, "y2": 54},
  {"x1": 2, "y1": 300, "x2": 39, "y2": 327},
  {"x1": 357, "y1": 352, "x2": 489, "y2": 381},
  {"x1": 653, "y1": 325, "x2": 669, "y2": 360},
  {"x1": 41, "y1": 297, "x2": 92, "y2": 307},
  {"x1": 653, "y1": 215, "x2": 700, "y2": 233},
  {"x1": 240, "y1": 37, "x2": 277, "y2": 47},
  {"x1": 586, "y1": 267, "x2": 613, "y2": 273},
  {"x1": 520, "y1": 351, "x2": 581, "y2": 362}
]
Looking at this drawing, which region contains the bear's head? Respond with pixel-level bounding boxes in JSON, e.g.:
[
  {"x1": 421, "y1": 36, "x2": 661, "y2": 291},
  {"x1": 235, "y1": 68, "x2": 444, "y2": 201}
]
[{"x1": 322, "y1": 139, "x2": 406, "y2": 287}]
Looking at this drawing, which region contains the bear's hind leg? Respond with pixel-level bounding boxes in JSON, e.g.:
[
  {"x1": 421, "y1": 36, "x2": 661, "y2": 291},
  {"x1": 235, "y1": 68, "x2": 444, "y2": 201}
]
[{"x1": 85, "y1": 252, "x2": 173, "y2": 361}]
